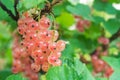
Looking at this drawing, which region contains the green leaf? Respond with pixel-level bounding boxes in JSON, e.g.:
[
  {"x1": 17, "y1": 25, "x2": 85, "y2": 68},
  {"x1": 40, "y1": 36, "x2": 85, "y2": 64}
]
[
  {"x1": 46, "y1": 65, "x2": 79, "y2": 80},
  {"x1": 103, "y1": 19, "x2": 120, "y2": 35},
  {"x1": 102, "y1": 56, "x2": 120, "y2": 70},
  {"x1": 1, "y1": 0, "x2": 15, "y2": 14},
  {"x1": 93, "y1": 0, "x2": 117, "y2": 14},
  {"x1": 110, "y1": 70, "x2": 120, "y2": 80},
  {"x1": 83, "y1": 23, "x2": 102, "y2": 39},
  {"x1": 96, "y1": 77, "x2": 108, "y2": 80},
  {"x1": 53, "y1": 5, "x2": 64, "y2": 16},
  {"x1": 116, "y1": 11, "x2": 120, "y2": 20},
  {"x1": 0, "y1": 0, "x2": 17, "y2": 28},
  {"x1": 66, "y1": 4, "x2": 93, "y2": 20},
  {"x1": 5, "y1": 48, "x2": 13, "y2": 64},
  {"x1": 68, "y1": 0, "x2": 80, "y2": 5},
  {"x1": 46, "y1": 59, "x2": 95, "y2": 80},
  {"x1": 62, "y1": 44, "x2": 75, "y2": 59},
  {"x1": 0, "y1": 22, "x2": 12, "y2": 54},
  {"x1": 53, "y1": 1, "x2": 70, "y2": 16},
  {"x1": 6, "y1": 74, "x2": 28, "y2": 80},
  {"x1": 92, "y1": 16, "x2": 105, "y2": 24},
  {"x1": 18, "y1": 0, "x2": 45, "y2": 11},
  {"x1": 0, "y1": 9, "x2": 17, "y2": 28},
  {"x1": 0, "y1": 69, "x2": 12, "y2": 80},
  {"x1": 73, "y1": 59, "x2": 83, "y2": 75},
  {"x1": 56, "y1": 12, "x2": 75, "y2": 27},
  {"x1": 0, "y1": 22, "x2": 11, "y2": 39},
  {"x1": 69, "y1": 35, "x2": 98, "y2": 53},
  {"x1": 109, "y1": 0, "x2": 120, "y2": 3},
  {"x1": 73, "y1": 59, "x2": 95, "y2": 80},
  {"x1": 110, "y1": 38, "x2": 120, "y2": 49}
]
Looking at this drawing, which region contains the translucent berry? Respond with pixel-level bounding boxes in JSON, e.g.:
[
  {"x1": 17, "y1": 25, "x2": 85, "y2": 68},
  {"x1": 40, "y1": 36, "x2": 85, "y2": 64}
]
[
  {"x1": 31, "y1": 63, "x2": 40, "y2": 72},
  {"x1": 39, "y1": 16, "x2": 50, "y2": 29},
  {"x1": 42, "y1": 62, "x2": 50, "y2": 72},
  {"x1": 50, "y1": 30, "x2": 59, "y2": 42},
  {"x1": 52, "y1": 59, "x2": 62, "y2": 66},
  {"x1": 57, "y1": 40, "x2": 66, "y2": 51}
]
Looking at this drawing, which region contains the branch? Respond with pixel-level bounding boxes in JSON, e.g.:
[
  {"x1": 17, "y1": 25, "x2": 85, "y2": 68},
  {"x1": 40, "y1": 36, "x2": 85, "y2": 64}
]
[
  {"x1": 40, "y1": 0, "x2": 62, "y2": 17},
  {"x1": 14, "y1": 0, "x2": 19, "y2": 21},
  {"x1": 109, "y1": 29, "x2": 120, "y2": 42},
  {"x1": 0, "y1": 1, "x2": 17, "y2": 20},
  {"x1": 51, "y1": 0, "x2": 62, "y2": 6}
]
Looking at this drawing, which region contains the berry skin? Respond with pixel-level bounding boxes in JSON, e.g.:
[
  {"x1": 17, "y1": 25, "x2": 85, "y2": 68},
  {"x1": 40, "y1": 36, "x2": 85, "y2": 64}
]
[
  {"x1": 31, "y1": 63, "x2": 40, "y2": 72},
  {"x1": 91, "y1": 55, "x2": 114, "y2": 77},
  {"x1": 56, "y1": 40, "x2": 66, "y2": 52},
  {"x1": 104, "y1": 67, "x2": 113, "y2": 77},
  {"x1": 12, "y1": 60, "x2": 22, "y2": 73},
  {"x1": 98, "y1": 37, "x2": 109, "y2": 45},
  {"x1": 39, "y1": 30, "x2": 52, "y2": 41},
  {"x1": 50, "y1": 30, "x2": 59, "y2": 42},
  {"x1": 42, "y1": 62, "x2": 50, "y2": 72},
  {"x1": 48, "y1": 54, "x2": 61, "y2": 66},
  {"x1": 31, "y1": 49, "x2": 43, "y2": 58},
  {"x1": 49, "y1": 40, "x2": 66, "y2": 52},
  {"x1": 75, "y1": 17, "x2": 91, "y2": 32},
  {"x1": 52, "y1": 52, "x2": 61, "y2": 58},
  {"x1": 49, "y1": 42, "x2": 57, "y2": 52},
  {"x1": 91, "y1": 55, "x2": 106, "y2": 73},
  {"x1": 76, "y1": 20, "x2": 84, "y2": 32},
  {"x1": 48, "y1": 54, "x2": 58, "y2": 64},
  {"x1": 39, "y1": 16, "x2": 50, "y2": 29}
]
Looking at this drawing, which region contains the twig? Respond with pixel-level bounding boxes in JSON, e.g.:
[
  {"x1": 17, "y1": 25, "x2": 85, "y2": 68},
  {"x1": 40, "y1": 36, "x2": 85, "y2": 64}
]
[
  {"x1": 40, "y1": 0, "x2": 62, "y2": 17},
  {"x1": 14, "y1": 0, "x2": 19, "y2": 21},
  {"x1": 0, "y1": 1, "x2": 17, "y2": 20},
  {"x1": 51, "y1": 0, "x2": 62, "y2": 6},
  {"x1": 109, "y1": 29, "x2": 120, "y2": 42}
]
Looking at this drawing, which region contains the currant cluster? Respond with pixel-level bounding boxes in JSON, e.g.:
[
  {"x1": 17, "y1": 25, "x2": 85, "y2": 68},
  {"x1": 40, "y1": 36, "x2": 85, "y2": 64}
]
[
  {"x1": 12, "y1": 34, "x2": 39, "y2": 80},
  {"x1": 98, "y1": 37, "x2": 109, "y2": 45},
  {"x1": 12, "y1": 12, "x2": 66, "y2": 80},
  {"x1": 75, "y1": 16, "x2": 91, "y2": 32},
  {"x1": 91, "y1": 48, "x2": 113, "y2": 78},
  {"x1": 92, "y1": 55, "x2": 113, "y2": 77}
]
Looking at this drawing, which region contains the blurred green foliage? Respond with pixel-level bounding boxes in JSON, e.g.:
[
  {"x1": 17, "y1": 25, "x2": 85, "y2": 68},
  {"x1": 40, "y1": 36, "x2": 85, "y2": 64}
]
[{"x1": 0, "y1": 0, "x2": 120, "y2": 80}]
